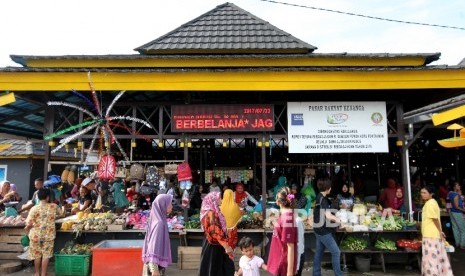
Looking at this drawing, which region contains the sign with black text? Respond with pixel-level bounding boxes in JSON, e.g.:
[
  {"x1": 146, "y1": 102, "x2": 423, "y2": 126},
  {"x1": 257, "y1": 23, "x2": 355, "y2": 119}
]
[
  {"x1": 171, "y1": 104, "x2": 274, "y2": 132},
  {"x1": 287, "y1": 102, "x2": 388, "y2": 153}
]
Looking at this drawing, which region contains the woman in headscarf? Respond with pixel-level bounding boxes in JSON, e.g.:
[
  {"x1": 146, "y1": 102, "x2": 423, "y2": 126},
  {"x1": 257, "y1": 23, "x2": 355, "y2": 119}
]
[
  {"x1": 291, "y1": 184, "x2": 308, "y2": 209},
  {"x1": 234, "y1": 183, "x2": 258, "y2": 211},
  {"x1": 0, "y1": 181, "x2": 21, "y2": 211},
  {"x1": 220, "y1": 189, "x2": 243, "y2": 250},
  {"x1": 336, "y1": 183, "x2": 355, "y2": 210},
  {"x1": 379, "y1": 177, "x2": 398, "y2": 209},
  {"x1": 111, "y1": 179, "x2": 129, "y2": 213},
  {"x1": 392, "y1": 188, "x2": 404, "y2": 212},
  {"x1": 142, "y1": 194, "x2": 173, "y2": 276},
  {"x1": 198, "y1": 191, "x2": 234, "y2": 276}
]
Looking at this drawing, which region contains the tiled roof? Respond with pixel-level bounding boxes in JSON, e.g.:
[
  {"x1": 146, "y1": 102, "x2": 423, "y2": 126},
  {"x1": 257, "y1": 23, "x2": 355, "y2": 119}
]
[
  {"x1": 134, "y1": 2, "x2": 316, "y2": 55},
  {"x1": 1, "y1": 64, "x2": 462, "y2": 73}
]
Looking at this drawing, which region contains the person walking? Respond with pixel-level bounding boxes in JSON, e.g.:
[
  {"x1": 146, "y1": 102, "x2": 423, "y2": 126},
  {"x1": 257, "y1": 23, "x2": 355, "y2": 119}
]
[
  {"x1": 25, "y1": 188, "x2": 62, "y2": 276},
  {"x1": 198, "y1": 191, "x2": 235, "y2": 276},
  {"x1": 448, "y1": 182, "x2": 465, "y2": 248},
  {"x1": 220, "y1": 189, "x2": 243, "y2": 250},
  {"x1": 312, "y1": 178, "x2": 342, "y2": 276},
  {"x1": 267, "y1": 186, "x2": 297, "y2": 276},
  {"x1": 420, "y1": 185, "x2": 453, "y2": 276},
  {"x1": 142, "y1": 194, "x2": 173, "y2": 276}
]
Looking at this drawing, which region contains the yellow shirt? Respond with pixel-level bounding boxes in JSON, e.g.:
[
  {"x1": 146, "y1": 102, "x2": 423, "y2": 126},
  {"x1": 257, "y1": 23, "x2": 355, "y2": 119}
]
[{"x1": 421, "y1": 199, "x2": 440, "y2": 238}]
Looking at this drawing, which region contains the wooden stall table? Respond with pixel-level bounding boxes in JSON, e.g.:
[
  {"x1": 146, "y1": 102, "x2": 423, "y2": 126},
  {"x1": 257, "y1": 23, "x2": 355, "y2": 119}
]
[{"x1": 0, "y1": 226, "x2": 26, "y2": 274}]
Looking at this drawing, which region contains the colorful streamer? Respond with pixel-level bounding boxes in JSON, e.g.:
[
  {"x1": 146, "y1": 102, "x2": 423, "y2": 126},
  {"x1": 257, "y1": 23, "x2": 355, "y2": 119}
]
[
  {"x1": 71, "y1": 89, "x2": 97, "y2": 113},
  {"x1": 44, "y1": 120, "x2": 96, "y2": 141},
  {"x1": 47, "y1": 74, "x2": 152, "y2": 161},
  {"x1": 105, "y1": 91, "x2": 125, "y2": 117},
  {"x1": 108, "y1": 116, "x2": 152, "y2": 129},
  {"x1": 47, "y1": 101, "x2": 97, "y2": 119},
  {"x1": 52, "y1": 122, "x2": 99, "y2": 153}
]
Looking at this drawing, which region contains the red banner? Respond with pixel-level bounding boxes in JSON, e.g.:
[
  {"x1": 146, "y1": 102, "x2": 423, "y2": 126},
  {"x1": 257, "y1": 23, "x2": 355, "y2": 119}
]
[{"x1": 171, "y1": 104, "x2": 275, "y2": 132}]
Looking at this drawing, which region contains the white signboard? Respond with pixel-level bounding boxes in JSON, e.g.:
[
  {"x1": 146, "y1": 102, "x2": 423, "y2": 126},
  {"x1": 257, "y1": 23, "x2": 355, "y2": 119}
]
[{"x1": 287, "y1": 102, "x2": 388, "y2": 153}]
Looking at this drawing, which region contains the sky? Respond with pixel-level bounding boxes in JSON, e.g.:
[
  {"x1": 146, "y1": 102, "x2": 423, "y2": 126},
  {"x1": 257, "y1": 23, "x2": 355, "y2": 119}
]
[{"x1": 0, "y1": 0, "x2": 464, "y2": 67}]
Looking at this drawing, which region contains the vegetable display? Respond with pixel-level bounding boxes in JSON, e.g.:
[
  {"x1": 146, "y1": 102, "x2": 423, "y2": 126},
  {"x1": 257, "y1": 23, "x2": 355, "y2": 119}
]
[
  {"x1": 374, "y1": 237, "x2": 397, "y2": 251},
  {"x1": 396, "y1": 239, "x2": 422, "y2": 251},
  {"x1": 185, "y1": 221, "x2": 201, "y2": 229},
  {"x1": 341, "y1": 236, "x2": 368, "y2": 251}
]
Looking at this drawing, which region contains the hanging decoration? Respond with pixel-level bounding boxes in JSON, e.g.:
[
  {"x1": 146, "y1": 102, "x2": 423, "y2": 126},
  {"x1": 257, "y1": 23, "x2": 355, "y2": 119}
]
[
  {"x1": 437, "y1": 123, "x2": 465, "y2": 148},
  {"x1": 44, "y1": 72, "x2": 152, "y2": 163}
]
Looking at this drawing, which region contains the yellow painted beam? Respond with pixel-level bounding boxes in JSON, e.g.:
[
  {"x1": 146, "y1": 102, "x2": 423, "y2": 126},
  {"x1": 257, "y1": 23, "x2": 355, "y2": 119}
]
[
  {"x1": 23, "y1": 56, "x2": 427, "y2": 68},
  {"x1": 432, "y1": 105, "x2": 465, "y2": 126},
  {"x1": 0, "y1": 69, "x2": 464, "y2": 91},
  {"x1": 0, "y1": 144, "x2": 12, "y2": 151},
  {"x1": 0, "y1": 92, "x2": 15, "y2": 106}
]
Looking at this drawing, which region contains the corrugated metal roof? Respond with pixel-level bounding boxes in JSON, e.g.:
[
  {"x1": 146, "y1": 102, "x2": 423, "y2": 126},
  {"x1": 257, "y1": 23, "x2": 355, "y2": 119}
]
[
  {"x1": 134, "y1": 2, "x2": 316, "y2": 55},
  {"x1": 0, "y1": 139, "x2": 77, "y2": 158}
]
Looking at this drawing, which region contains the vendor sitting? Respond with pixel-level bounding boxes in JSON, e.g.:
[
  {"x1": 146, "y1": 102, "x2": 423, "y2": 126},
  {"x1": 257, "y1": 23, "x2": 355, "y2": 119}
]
[
  {"x1": 0, "y1": 181, "x2": 22, "y2": 211},
  {"x1": 94, "y1": 181, "x2": 114, "y2": 212},
  {"x1": 336, "y1": 184, "x2": 355, "y2": 210},
  {"x1": 71, "y1": 186, "x2": 92, "y2": 214},
  {"x1": 138, "y1": 186, "x2": 155, "y2": 210},
  {"x1": 391, "y1": 188, "x2": 405, "y2": 214},
  {"x1": 291, "y1": 183, "x2": 308, "y2": 209},
  {"x1": 234, "y1": 183, "x2": 258, "y2": 211}
]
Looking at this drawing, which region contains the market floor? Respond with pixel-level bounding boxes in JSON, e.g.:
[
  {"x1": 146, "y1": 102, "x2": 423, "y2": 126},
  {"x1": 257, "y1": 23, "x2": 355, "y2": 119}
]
[
  {"x1": 8, "y1": 249, "x2": 465, "y2": 276},
  {"x1": 5, "y1": 263, "x2": 422, "y2": 276}
]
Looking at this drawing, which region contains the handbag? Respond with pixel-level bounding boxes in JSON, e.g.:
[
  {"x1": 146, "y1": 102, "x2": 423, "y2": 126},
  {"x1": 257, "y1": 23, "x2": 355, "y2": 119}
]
[
  {"x1": 164, "y1": 163, "x2": 178, "y2": 175},
  {"x1": 115, "y1": 166, "x2": 128, "y2": 179},
  {"x1": 130, "y1": 163, "x2": 145, "y2": 181},
  {"x1": 98, "y1": 155, "x2": 117, "y2": 180},
  {"x1": 177, "y1": 162, "x2": 192, "y2": 181}
]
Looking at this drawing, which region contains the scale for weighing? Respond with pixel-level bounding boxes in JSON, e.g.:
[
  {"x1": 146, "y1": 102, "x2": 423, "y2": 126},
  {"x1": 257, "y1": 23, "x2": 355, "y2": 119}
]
[{"x1": 3, "y1": 201, "x2": 19, "y2": 217}]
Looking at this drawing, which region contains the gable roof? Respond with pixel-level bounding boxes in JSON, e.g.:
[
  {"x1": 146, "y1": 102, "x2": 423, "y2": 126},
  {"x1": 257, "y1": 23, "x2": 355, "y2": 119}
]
[{"x1": 135, "y1": 2, "x2": 317, "y2": 55}]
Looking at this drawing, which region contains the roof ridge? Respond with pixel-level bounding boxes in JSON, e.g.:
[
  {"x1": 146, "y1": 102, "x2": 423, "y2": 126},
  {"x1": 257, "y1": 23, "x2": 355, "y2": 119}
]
[{"x1": 134, "y1": 2, "x2": 316, "y2": 55}]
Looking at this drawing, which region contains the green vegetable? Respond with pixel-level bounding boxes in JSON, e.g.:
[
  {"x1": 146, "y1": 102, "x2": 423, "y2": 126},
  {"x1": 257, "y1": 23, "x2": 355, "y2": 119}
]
[
  {"x1": 375, "y1": 238, "x2": 397, "y2": 251},
  {"x1": 341, "y1": 236, "x2": 368, "y2": 251},
  {"x1": 185, "y1": 221, "x2": 201, "y2": 229}
]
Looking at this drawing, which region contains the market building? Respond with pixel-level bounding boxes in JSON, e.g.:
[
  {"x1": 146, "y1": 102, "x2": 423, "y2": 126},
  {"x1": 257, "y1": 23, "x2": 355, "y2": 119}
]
[{"x1": 1, "y1": 2, "x2": 465, "y2": 274}]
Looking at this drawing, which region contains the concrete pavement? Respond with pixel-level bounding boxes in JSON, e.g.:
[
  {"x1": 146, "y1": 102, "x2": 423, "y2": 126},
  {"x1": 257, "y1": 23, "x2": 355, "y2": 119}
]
[{"x1": 8, "y1": 248, "x2": 465, "y2": 275}]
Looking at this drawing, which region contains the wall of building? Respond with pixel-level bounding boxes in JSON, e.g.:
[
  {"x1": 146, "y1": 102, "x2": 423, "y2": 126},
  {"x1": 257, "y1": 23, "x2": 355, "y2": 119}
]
[{"x1": 1, "y1": 159, "x2": 32, "y2": 208}]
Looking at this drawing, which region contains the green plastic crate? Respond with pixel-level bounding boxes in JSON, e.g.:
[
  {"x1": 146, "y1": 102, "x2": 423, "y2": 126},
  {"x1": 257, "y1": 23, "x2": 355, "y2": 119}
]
[{"x1": 54, "y1": 253, "x2": 90, "y2": 276}]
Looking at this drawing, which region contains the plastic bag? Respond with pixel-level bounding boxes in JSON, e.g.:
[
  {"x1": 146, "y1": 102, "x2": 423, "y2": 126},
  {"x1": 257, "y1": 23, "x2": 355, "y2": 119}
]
[
  {"x1": 20, "y1": 235, "x2": 30, "y2": 247},
  {"x1": 95, "y1": 194, "x2": 102, "y2": 210},
  {"x1": 181, "y1": 190, "x2": 190, "y2": 208}
]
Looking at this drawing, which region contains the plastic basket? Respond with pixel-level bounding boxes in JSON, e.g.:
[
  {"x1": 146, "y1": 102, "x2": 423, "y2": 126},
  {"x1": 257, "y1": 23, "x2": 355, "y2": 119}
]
[{"x1": 54, "y1": 253, "x2": 90, "y2": 276}]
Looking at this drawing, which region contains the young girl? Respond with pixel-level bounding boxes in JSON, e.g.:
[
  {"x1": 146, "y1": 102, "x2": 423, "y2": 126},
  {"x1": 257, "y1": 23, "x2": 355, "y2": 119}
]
[
  {"x1": 235, "y1": 236, "x2": 267, "y2": 276},
  {"x1": 267, "y1": 187, "x2": 297, "y2": 276}
]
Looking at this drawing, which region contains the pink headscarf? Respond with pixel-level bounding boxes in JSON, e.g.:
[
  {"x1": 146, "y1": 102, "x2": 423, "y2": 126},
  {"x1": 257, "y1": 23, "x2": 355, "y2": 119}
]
[
  {"x1": 9, "y1": 183, "x2": 17, "y2": 192},
  {"x1": 200, "y1": 191, "x2": 227, "y2": 232}
]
